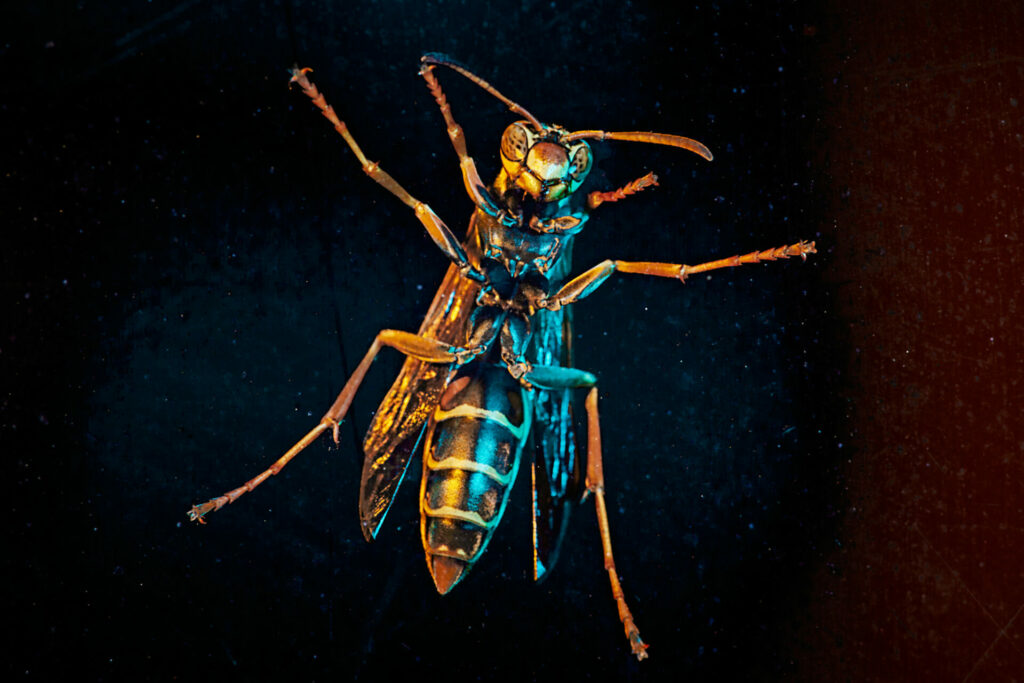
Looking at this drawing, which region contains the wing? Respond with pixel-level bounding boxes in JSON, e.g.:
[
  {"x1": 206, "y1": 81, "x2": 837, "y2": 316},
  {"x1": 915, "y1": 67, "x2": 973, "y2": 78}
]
[
  {"x1": 528, "y1": 237, "x2": 583, "y2": 581},
  {"x1": 358, "y1": 224, "x2": 482, "y2": 542}
]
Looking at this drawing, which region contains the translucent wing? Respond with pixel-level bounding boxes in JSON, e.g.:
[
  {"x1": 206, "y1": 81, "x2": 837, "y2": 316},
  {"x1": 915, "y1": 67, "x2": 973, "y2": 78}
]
[
  {"x1": 358, "y1": 224, "x2": 482, "y2": 541},
  {"x1": 528, "y1": 237, "x2": 583, "y2": 581}
]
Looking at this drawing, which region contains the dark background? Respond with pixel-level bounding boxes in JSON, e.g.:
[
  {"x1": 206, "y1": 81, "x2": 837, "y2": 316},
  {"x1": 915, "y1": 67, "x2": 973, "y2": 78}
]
[{"x1": 5, "y1": 1, "x2": 1021, "y2": 680}]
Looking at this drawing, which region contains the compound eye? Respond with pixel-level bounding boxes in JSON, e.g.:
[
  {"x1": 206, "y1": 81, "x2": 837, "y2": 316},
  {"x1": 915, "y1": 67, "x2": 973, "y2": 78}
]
[
  {"x1": 501, "y1": 123, "x2": 530, "y2": 162},
  {"x1": 568, "y1": 143, "x2": 592, "y2": 183}
]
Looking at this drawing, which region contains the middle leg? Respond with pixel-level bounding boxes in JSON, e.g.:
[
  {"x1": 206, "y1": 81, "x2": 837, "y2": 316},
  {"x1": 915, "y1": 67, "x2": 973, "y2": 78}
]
[{"x1": 541, "y1": 240, "x2": 817, "y2": 311}]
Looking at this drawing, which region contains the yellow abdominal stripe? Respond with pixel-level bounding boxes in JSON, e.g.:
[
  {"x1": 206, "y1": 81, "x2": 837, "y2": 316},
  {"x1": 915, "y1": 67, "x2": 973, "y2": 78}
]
[
  {"x1": 420, "y1": 391, "x2": 533, "y2": 540},
  {"x1": 425, "y1": 450, "x2": 513, "y2": 486},
  {"x1": 433, "y1": 403, "x2": 527, "y2": 440},
  {"x1": 421, "y1": 504, "x2": 495, "y2": 530}
]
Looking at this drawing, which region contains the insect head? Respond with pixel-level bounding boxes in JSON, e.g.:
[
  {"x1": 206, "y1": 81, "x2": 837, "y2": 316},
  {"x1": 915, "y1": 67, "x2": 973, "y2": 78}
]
[{"x1": 499, "y1": 122, "x2": 592, "y2": 202}]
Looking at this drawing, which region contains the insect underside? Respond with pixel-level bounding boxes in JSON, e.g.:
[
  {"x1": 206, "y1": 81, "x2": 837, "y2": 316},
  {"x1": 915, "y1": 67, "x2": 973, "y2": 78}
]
[{"x1": 188, "y1": 53, "x2": 816, "y2": 661}]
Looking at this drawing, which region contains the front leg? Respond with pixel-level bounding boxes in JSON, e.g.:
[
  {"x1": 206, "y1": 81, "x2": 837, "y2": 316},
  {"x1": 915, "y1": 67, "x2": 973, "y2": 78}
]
[
  {"x1": 289, "y1": 67, "x2": 484, "y2": 281},
  {"x1": 419, "y1": 62, "x2": 517, "y2": 227},
  {"x1": 542, "y1": 241, "x2": 817, "y2": 310}
]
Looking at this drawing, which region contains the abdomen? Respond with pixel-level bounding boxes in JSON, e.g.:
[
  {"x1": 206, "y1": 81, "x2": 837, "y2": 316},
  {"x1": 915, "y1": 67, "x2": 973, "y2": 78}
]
[{"x1": 420, "y1": 363, "x2": 531, "y2": 593}]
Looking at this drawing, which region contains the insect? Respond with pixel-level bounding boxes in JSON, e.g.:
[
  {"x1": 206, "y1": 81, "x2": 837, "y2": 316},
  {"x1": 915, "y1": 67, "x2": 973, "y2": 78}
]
[{"x1": 188, "y1": 53, "x2": 815, "y2": 660}]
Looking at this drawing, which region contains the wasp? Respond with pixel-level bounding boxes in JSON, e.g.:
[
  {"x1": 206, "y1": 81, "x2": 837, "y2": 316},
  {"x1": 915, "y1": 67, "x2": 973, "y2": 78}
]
[{"x1": 188, "y1": 53, "x2": 815, "y2": 660}]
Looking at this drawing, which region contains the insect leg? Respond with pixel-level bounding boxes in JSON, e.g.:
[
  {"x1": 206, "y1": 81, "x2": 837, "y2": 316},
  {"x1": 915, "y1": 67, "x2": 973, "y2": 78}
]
[
  {"x1": 321, "y1": 329, "x2": 483, "y2": 442},
  {"x1": 513, "y1": 365, "x2": 647, "y2": 658},
  {"x1": 187, "y1": 329, "x2": 483, "y2": 523},
  {"x1": 542, "y1": 240, "x2": 817, "y2": 310},
  {"x1": 419, "y1": 64, "x2": 508, "y2": 223},
  {"x1": 289, "y1": 67, "x2": 484, "y2": 281},
  {"x1": 520, "y1": 365, "x2": 597, "y2": 390},
  {"x1": 584, "y1": 387, "x2": 650, "y2": 661}
]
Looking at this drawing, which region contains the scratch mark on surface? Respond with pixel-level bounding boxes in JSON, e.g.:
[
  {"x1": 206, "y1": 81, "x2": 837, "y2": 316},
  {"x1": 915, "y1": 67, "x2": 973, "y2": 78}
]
[
  {"x1": 115, "y1": 0, "x2": 201, "y2": 47},
  {"x1": 961, "y1": 602, "x2": 1023, "y2": 682},
  {"x1": 913, "y1": 524, "x2": 1024, "y2": 679},
  {"x1": 913, "y1": 524, "x2": 1006, "y2": 635}
]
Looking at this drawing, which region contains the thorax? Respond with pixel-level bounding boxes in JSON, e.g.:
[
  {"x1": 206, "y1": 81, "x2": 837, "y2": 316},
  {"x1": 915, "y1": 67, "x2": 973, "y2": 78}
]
[{"x1": 470, "y1": 171, "x2": 589, "y2": 283}]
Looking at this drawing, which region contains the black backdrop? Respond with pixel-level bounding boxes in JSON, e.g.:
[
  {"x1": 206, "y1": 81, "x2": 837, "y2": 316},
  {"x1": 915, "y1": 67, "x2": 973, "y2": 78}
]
[{"x1": 6, "y1": 1, "x2": 1022, "y2": 681}]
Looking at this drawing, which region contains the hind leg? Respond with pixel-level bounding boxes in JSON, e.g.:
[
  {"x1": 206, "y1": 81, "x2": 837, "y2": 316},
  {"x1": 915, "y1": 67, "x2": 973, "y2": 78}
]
[
  {"x1": 518, "y1": 367, "x2": 649, "y2": 659},
  {"x1": 187, "y1": 329, "x2": 486, "y2": 523},
  {"x1": 584, "y1": 387, "x2": 649, "y2": 660}
]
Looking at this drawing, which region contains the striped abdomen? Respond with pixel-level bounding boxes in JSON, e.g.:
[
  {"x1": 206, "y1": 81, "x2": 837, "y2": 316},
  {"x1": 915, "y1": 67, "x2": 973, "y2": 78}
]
[{"x1": 420, "y1": 364, "x2": 531, "y2": 593}]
